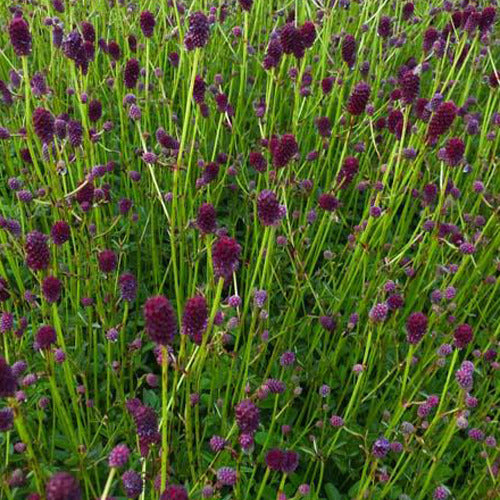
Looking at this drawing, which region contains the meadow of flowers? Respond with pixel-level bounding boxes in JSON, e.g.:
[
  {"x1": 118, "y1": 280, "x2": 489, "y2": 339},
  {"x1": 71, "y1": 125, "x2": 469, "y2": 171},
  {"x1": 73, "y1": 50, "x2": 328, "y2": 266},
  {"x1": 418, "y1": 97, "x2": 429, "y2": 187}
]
[{"x1": 0, "y1": 0, "x2": 499, "y2": 499}]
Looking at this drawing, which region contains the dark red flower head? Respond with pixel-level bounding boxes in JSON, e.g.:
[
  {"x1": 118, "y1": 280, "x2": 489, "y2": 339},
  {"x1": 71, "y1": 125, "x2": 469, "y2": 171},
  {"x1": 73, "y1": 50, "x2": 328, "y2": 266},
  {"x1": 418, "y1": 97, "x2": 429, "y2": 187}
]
[
  {"x1": 140, "y1": 11, "x2": 156, "y2": 38},
  {"x1": 0, "y1": 356, "x2": 17, "y2": 398},
  {"x1": 480, "y1": 7, "x2": 496, "y2": 31},
  {"x1": 337, "y1": 156, "x2": 359, "y2": 188},
  {"x1": 9, "y1": 17, "x2": 31, "y2": 56},
  {"x1": 196, "y1": 203, "x2": 217, "y2": 234},
  {"x1": 68, "y1": 120, "x2": 83, "y2": 147},
  {"x1": 212, "y1": 235, "x2": 241, "y2": 282},
  {"x1": 318, "y1": 194, "x2": 339, "y2": 211},
  {"x1": 281, "y1": 450, "x2": 300, "y2": 473},
  {"x1": 347, "y1": 82, "x2": 370, "y2": 116},
  {"x1": 402, "y1": 2, "x2": 415, "y2": 21},
  {"x1": 32, "y1": 108, "x2": 55, "y2": 144},
  {"x1": 124, "y1": 59, "x2": 140, "y2": 89},
  {"x1": 185, "y1": 11, "x2": 209, "y2": 50},
  {"x1": 36, "y1": 325, "x2": 57, "y2": 350},
  {"x1": 160, "y1": 485, "x2": 188, "y2": 500},
  {"x1": 427, "y1": 101, "x2": 457, "y2": 143},
  {"x1": 80, "y1": 22, "x2": 95, "y2": 43},
  {"x1": 264, "y1": 38, "x2": 283, "y2": 69},
  {"x1": 193, "y1": 75, "x2": 206, "y2": 104},
  {"x1": 271, "y1": 134, "x2": 298, "y2": 168},
  {"x1": 238, "y1": 0, "x2": 253, "y2": 12},
  {"x1": 182, "y1": 296, "x2": 208, "y2": 345},
  {"x1": 98, "y1": 249, "x2": 117, "y2": 274},
  {"x1": 51, "y1": 221, "x2": 70, "y2": 245},
  {"x1": 400, "y1": 71, "x2": 420, "y2": 104},
  {"x1": 249, "y1": 151, "x2": 267, "y2": 173},
  {"x1": 128, "y1": 34, "x2": 137, "y2": 53},
  {"x1": 406, "y1": 312, "x2": 428, "y2": 345},
  {"x1": 45, "y1": 472, "x2": 81, "y2": 500},
  {"x1": 322, "y1": 77, "x2": 335, "y2": 95},
  {"x1": 25, "y1": 230, "x2": 50, "y2": 271},
  {"x1": 316, "y1": 116, "x2": 331, "y2": 137},
  {"x1": 122, "y1": 470, "x2": 143, "y2": 499},
  {"x1": 454, "y1": 324, "x2": 473, "y2": 349},
  {"x1": 444, "y1": 137, "x2": 465, "y2": 166},
  {"x1": 257, "y1": 190, "x2": 283, "y2": 226},
  {"x1": 265, "y1": 448, "x2": 284, "y2": 471},
  {"x1": 378, "y1": 16, "x2": 392, "y2": 38},
  {"x1": 341, "y1": 34, "x2": 356, "y2": 67},
  {"x1": 300, "y1": 21, "x2": 316, "y2": 48},
  {"x1": 143, "y1": 295, "x2": 177, "y2": 345},
  {"x1": 423, "y1": 28, "x2": 439, "y2": 52},
  {"x1": 280, "y1": 23, "x2": 304, "y2": 59},
  {"x1": 88, "y1": 99, "x2": 102, "y2": 122},
  {"x1": 42, "y1": 276, "x2": 62, "y2": 303},
  {"x1": 0, "y1": 278, "x2": 10, "y2": 302},
  {"x1": 107, "y1": 40, "x2": 121, "y2": 60}
]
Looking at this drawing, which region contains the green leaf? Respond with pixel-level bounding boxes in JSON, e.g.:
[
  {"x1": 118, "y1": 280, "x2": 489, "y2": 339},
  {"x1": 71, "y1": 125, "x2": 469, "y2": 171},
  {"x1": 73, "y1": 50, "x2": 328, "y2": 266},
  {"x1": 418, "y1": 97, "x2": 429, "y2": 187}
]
[
  {"x1": 254, "y1": 431, "x2": 268, "y2": 445},
  {"x1": 325, "y1": 483, "x2": 342, "y2": 500}
]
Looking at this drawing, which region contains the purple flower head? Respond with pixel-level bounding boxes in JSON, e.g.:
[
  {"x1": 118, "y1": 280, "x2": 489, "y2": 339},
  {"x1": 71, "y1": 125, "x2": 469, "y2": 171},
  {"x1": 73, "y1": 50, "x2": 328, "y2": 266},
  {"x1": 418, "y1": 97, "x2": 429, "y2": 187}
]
[
  {"x1": 109, "y1": 444, "x2": 130, "y2": 468},
  {"x1": 319, "y1": 315, "x2": 336, "y2": 332},
  {"x1": 280, "y1": 351, "x2": 296, "y2": 367},
  {"x1": 369, "y1": 303, "x2": 389, "y2": 323},
  {"x1": 329, "y1": 415, "x2": 344, "y2": 427},
  {"x1": 217, "y1": 466, "x2": 237, "y2": 486},
  {"x1": 253, "y1": 289, "x2": 267, "y2": 309},
  {"x1": 281, "y1": 450, "x2": 300, "y2": 473},
  {"x1": 239, "y1": 432, "x2": 254, "y2": 451},
  {"x1": 0, "y1": 407, "x2": 14, "y2": 431},
  {"x1": 45, "y1": 472, "x2": 81, "y2": 500},
  {"x1": 209, "y1": 435, "x2": 226, "y2": 452},
  {"x1": 119, "y1": 273, "x2": 137, "y2": 302},
  {"x1": 372, "y1": 437, "x2": 390, "y2": 458},
  {"x1": 235, "y1": 399, "x2": 260, "y2": 433},
  {"x1": 122, "y1": 470, "x2": 143, "y2": 499},
  {"x1": 0, "y1": 313, "x2": 14, "y2": 333},
  {"x1": 433, "y1": 486, "x2": 450, "y2": 500}
]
